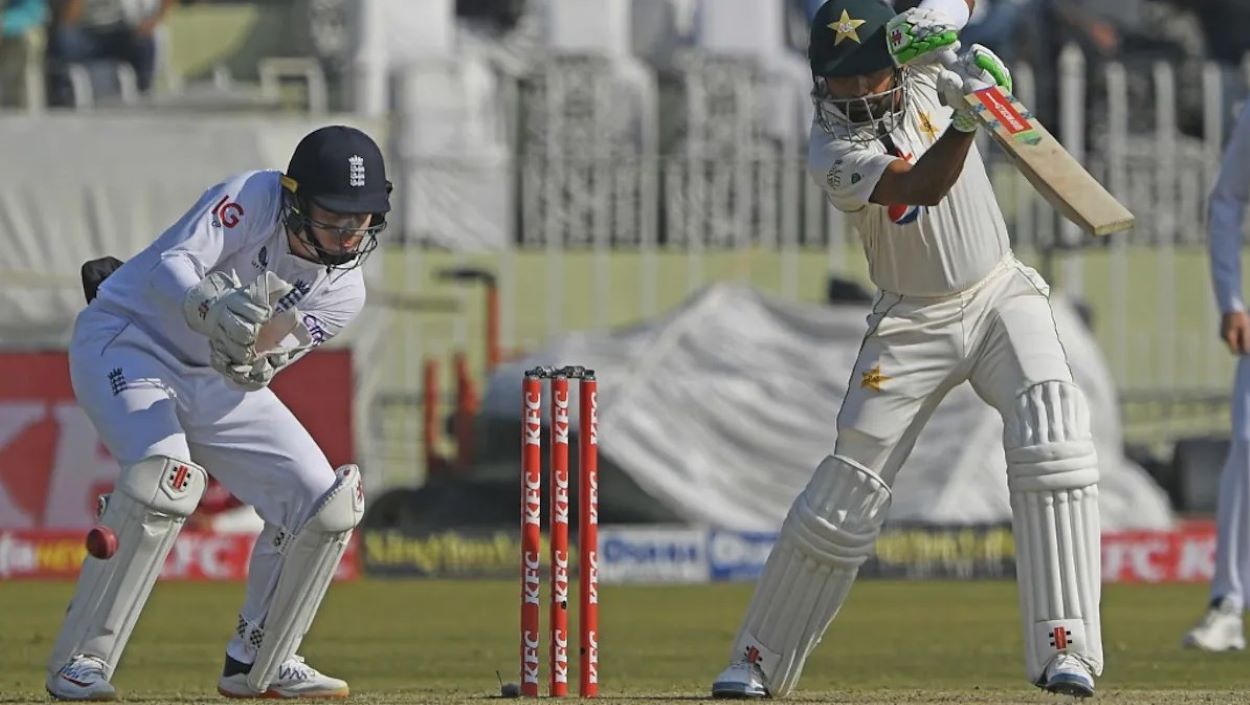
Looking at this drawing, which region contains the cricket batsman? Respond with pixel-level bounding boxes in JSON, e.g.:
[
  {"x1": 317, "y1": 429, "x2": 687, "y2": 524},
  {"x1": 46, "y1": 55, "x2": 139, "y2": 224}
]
[
  {"x1": 711, "y1": 0, "x2": 1102, "y2": 697},
  {"x1": 45, "y1": 125, "x2": 390, "y2": 700},
  {"x1": 1184, "y1": 101, "x2": 1250, "y2": 652}
]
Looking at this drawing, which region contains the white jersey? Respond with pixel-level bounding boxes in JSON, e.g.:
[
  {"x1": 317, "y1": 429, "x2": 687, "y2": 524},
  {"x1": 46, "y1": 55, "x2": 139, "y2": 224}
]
[
  {"x1": 92, "y1": 170, "x2": 366, "y2": 367},
  {"x1": 807, "y1": 66, "x2": 1011, "y2": 297},
  {"x1": 1209, "y1": 102, "x2": 1250, "y2": 314}
]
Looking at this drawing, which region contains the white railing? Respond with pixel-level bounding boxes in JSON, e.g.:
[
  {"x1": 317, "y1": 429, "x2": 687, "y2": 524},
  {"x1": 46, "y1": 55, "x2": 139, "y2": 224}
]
[{"x1": 374, "y1": 47, "x2": 1250, "y2": 486}]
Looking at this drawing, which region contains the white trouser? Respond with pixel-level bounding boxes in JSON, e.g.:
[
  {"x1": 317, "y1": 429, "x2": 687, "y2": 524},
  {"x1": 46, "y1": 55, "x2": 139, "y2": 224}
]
[
  {"x1": 68, "y1": 306, "x2": 339, "y2": 664},
  {"x1": 834, "y1": 255, "x2": 1103, "y2": 682},
  {"x1": 1212, "y1": 355, "x2": 1250, "y2": 610},
  {"x1": 835, "y1": 256, "x2": 1073, "y2": 481}
]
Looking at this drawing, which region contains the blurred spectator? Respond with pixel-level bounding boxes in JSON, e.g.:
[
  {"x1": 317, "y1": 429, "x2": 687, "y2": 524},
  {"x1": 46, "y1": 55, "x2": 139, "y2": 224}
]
[
  {"x1": 0, "y1": 0, "x2": 47, "y2": 108},
  {"x1": 792, "y1": 0, "x2": 822, "y2": 22},
  {"x1": 46, "y1": 0, "x2": 175, "y2": 107},
  {"x1": 1171, "y1": 0, "x2": 1250, "y2": 131},
  {"x1": 960, "y1": 0, "x2": 1045, "y2": 65},
  {"x1": 457, "y1": 0, "x2": 527, "y2": 35},
  {"x1": 1187, "y1": 0, "x2": 1250, "y2": 67}
]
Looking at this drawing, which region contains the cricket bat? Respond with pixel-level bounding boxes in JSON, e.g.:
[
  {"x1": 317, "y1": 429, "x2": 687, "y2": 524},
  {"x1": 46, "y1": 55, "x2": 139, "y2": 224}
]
[{"x1": 962, "y1": 85, "x2": 1134, "y2": 236}]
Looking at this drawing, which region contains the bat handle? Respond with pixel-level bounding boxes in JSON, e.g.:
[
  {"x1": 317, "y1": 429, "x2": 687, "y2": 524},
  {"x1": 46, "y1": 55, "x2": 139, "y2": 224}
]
[{"x1": 937, "y1": 47, "x2": 996, "y2": 93}]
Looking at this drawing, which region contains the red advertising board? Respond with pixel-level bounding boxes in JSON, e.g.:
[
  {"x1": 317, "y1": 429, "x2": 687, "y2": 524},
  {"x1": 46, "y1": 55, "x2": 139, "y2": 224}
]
[
  {"x1": 1102, "y1": 520, "x2": 1217, "y2": 584},
  {"x1": 0, "y1": 349, "x2": 354, "y2": 530},
  {"x1": 0, "y1": 529, "x2": 359, "y2": 581}
]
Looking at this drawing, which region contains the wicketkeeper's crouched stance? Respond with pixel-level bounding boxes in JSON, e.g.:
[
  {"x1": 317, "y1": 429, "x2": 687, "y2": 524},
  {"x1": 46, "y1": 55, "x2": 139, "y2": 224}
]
[
  {"x1": 46, "y1": 126, "x2": 391, "y2": 700},
  {"x1": 711, "y1": 0, "x2": 1102, "y2": 698}
]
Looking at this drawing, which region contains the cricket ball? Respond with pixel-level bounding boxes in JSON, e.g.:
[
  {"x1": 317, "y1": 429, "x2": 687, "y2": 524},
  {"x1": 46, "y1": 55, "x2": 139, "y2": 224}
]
[
  {"x1": 85, "y1": 526, "x2": 118, "y2": 560},
  {"x1": 500, "y1": 682, "x2": 521, "y2": 698}
]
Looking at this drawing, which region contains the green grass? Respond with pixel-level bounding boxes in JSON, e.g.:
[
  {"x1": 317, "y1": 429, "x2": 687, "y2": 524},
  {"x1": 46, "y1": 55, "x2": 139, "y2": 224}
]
[{"x1": 5, "y1": 579, "x2": 1250, "y2": 703}]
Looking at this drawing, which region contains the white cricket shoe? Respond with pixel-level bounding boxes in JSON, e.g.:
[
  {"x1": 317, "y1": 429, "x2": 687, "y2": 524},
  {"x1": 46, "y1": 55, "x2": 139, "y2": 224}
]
[
  {"x1": 46, "y1": 655, "x2": 117, "y2": 701},
  {"x1": 217, "y1": 655, "x2": 350, "y2": 699},
  {"x1": 1041, "y1": 653, "x2": 1095, "y2": 698},
  {"x1": 711, "y1": 660, "x2": 768, "y2": 699},
  {"x1": 1183, "y1": 597, "x2": 1246, "y2": 652}
]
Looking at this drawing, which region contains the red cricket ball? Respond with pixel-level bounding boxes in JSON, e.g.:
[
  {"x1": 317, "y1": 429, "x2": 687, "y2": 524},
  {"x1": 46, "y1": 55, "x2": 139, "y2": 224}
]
[{"x1": 85, "y1": 526, "x2": 118, "y2": 560}]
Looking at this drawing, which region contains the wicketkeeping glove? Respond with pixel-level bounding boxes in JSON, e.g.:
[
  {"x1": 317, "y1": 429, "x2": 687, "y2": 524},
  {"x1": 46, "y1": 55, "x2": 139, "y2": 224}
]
[{"x1": 184, "y1": 270, "x2": 296, "y2": 383}]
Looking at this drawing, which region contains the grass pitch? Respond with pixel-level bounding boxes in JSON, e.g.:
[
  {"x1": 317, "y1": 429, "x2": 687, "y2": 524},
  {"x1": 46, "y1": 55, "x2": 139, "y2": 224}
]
[{"x1": 3, "y1": 579, "x2": 1249, "y2": 704}]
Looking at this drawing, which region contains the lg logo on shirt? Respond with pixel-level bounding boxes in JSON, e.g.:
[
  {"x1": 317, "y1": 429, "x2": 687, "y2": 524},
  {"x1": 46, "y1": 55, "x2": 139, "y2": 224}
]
[{"x1": 211, "y1": 196, "x2": 244, "y2": 228}]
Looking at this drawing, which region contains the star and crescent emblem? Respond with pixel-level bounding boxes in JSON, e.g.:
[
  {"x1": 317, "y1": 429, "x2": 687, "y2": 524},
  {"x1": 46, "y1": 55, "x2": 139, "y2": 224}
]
[
  {"x1": 918, "y1": 111, "x2": 940, "y2": 141},
  {"x1": 829, "y1": 9, "x2": 866, "y2": 45},
  {"x1": 861, "y1": 364, "x2": 891, "y2": 392}
]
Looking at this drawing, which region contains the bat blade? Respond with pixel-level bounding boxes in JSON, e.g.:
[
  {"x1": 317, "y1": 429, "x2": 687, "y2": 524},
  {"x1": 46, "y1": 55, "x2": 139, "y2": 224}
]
[{"x1": 966, "y1": 86, "x2": 1134, "y2": 236}]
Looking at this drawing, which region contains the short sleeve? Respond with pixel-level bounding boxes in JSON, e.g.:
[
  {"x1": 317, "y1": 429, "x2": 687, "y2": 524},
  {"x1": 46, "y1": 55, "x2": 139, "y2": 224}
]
[
  {"x1": 300, "y1": 274, "x2": 367, "y2": 347},
  {"x1": 808, "y1": 129, "x2": 897, "y2": 213}
]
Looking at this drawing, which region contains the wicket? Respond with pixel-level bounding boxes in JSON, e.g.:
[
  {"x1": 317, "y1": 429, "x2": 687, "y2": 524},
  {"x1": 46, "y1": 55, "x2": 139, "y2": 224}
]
[{"x1": 521, "y1": 365, "x2": 599, "y2": 698}]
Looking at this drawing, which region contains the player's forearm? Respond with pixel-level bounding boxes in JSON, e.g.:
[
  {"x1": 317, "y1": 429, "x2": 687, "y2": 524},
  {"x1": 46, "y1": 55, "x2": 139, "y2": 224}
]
[
  {"x1": 150, "y1": 253, "x2": 205, "y2": 313},
  {"x1": 874, "y1": 128, "x2": 975, "y2": 207},
  {"x1": 916, "y1": 0, "x2": 972, "y2": 27},
  {"x1": 1209, "y1": 196, "x2": 1247, "y2": 313}
]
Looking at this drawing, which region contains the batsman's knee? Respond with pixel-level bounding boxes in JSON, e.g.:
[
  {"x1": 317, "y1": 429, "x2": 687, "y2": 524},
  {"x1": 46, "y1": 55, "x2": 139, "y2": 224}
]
[
  {"x1": 1003, "y1": 380, "x2": 1099, "y2": 490},
  {"x1": 786, "y1": 455, "x2": 893, "y2": 566}
]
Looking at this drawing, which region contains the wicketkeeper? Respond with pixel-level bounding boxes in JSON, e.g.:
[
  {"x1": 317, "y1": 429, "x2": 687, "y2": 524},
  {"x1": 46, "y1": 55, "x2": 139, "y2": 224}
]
[{"x1": 46, "y1": 125, "x2": 390, "y2": 700}]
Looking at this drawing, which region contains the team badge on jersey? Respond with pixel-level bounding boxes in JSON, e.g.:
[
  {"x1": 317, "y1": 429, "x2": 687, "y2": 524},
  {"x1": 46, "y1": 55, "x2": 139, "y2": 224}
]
[
  {"x1": 861, "y1": 364, "x2": 891, "y2": 391},
  {"x1": 252, "y1": 245, "x2": 269, "y2": 272},
  {"x1": 884, "y1": 146, "x2": 920, "y2": 224},
  {"x1": 887, "y1": 203, "x2": 921, "y2": 224}
]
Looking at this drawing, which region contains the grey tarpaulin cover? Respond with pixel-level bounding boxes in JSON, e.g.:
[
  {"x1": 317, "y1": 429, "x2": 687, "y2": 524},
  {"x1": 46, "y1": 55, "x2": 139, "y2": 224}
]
[{"x1": 479, "y1": 284, "x2": 1173, "y2": 531}]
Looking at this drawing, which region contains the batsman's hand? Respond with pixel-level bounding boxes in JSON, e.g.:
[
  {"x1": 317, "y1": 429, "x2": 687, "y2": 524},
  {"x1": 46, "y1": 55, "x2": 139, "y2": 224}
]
[
  {"x1": 887, "y1": 7, "x2": 960, "y2": 67},
  {"x1": 936, "y1": 44, "x2": 1013, "y2": 132},
  {"x1": 1222, "y1": 311, "x2": 1250, "y2": 355}
]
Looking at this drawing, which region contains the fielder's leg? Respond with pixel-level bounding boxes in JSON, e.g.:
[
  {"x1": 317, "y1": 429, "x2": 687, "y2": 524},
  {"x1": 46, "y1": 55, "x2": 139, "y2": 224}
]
[
  {"x1": 215, "y1": 465, "x2": 365, "y2": 698},
  {"x1": 1184, "y1": 355, "x2": 1250, "y2": 651},
  {"x1": 188, "y1": 385, "x2": 358, "y2": 697},
  {"x1": 46, "y1": 457, "x2": 207, "y2": 701}
]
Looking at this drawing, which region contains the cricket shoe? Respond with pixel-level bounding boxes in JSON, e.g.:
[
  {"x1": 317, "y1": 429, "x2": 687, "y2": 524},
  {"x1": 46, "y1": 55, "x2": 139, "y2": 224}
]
[
  {"x1": 218, "y1": 654, "x2": 350, "y2": 699},
  {"x1": 1040, "y1": 653, "x2": 1095, "y2": 698},
  {"x1": 1182, "y1": 596, "x2": 1246, "y2": 652},
  {"x1": 46, "y1": 655, "x2": 117, "y2": 701},
  {"x1": 711, "y1": 660, "x2": 769, "y2": 699}
]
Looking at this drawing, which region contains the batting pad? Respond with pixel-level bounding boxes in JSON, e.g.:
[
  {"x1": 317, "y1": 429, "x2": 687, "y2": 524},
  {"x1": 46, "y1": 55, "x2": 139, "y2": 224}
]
[
  {"x1": 1004, "y1": 381, "x2": 1103, "y2": 683},
  {"x1": 730, "y1": 455, "x2": 891, "y2": 697},
  {"x1": 247, "y1": 465, "x2": 364, "y2": 693},
  {"x1": 48, "y1": 456, "x2": 206, "y2": 678}
]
